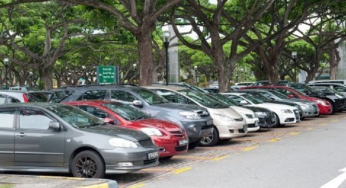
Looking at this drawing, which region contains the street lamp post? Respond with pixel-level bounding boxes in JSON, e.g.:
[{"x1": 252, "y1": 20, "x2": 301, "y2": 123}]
[
  {"x1": 3, "y1": 58, "x2": 9, "y2": 90},
  {"x1": 194, "y1": 65, "x2": 198, "y2": 84},
  {"x1": 162, "y1": 31, "x2": 171, "y2": 86},
  {"x1": 292, "y1": 51, "x2": 297, "y2": 83},
  {"x1": 133, "y1": 63, "x2": 137, "y2": 84},
  {"x1": 240, "y1": 68, "x2": 244, "y2": 83},
  {"x1": 29, "y1": 71, "x2": 33, "y2": 89}
]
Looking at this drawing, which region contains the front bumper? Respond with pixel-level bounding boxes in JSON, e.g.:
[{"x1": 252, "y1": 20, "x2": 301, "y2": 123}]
[
  {"x1": 301, "y1": 104, "x2": 319, "y2": 117},
  {"x1": 213, "y1": 119, "x2": 248, "y2": 140},
  {"x1": 277, "y1": 112, "x2": 297, "y2": 124},
  {"x1": 151, "y1": 135, "x2": 189, "y2": 158},
  {"x1": 245, "y1": 118, "x2": 260, "y2": 132},
  {"x1": 257, "y1": 112, "x2": 276, "y2": 128},
  {"x1": 317, "y1": 102, "x2": 332, "y2": 115},
  {"x1": 101, "y1": 147, "x2": 159, "y2": 174},
  {"x1": 181, "y1": 118, "x2": 214, "y2": 143}
]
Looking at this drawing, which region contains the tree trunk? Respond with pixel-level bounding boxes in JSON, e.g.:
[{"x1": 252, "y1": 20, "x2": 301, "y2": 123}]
[
  {"x1": 137, "y1": 29, "x2": 154, "y2": 86},
  {"x1": 42, "y1": 67, "x2": 53, "y2": 90}
]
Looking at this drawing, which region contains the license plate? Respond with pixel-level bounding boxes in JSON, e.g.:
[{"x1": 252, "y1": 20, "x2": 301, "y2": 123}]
[
  {"x1": 147, "y1": 152, "x2": 159, "y2": 160},
  {"x1": 179, "y1": 138, "x2": 189, "y2": 146}
]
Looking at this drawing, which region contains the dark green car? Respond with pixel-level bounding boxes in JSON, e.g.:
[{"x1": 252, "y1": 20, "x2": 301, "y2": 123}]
[{"x1": 0, "y1": 103, "x2": 159, "y2": 178}]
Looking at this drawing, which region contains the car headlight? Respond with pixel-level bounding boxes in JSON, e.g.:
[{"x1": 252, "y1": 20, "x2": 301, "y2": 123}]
[
  {"x1": 281, "y1": 109, "x2": 293, "y2": 113},
  {"x1": 108, "y1": 138, "x2": 138, "y2": 148},
  {"x1": 212, "y1": 113, "x2": 234, "y2": 121},
  {"x1": 335, "y1": 94, "x2": 343, "y2": 99},
  {"x1": 316, "y1": 100, "x2": 326, "y2": 105},
  {"x1": 141, "y1": 128, "x2": 163, "y2": 136},
  {"x1": 179, "y1": 111, "x2": 201, "y2": 119},
  {"x1": 255, "y1": 112, "x2": 266, "y2": 117}
]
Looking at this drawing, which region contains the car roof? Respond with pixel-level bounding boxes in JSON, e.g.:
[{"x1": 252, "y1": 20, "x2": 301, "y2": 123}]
[
  {"x1": 0, "y1": 90, "x2": 27, "y2": 94},
  {"x1": 0, "y1": 102, "x2": 64, "y2": 108},
  {"x1": 308, "y1": 83, "x2": 345, "y2": 86},
  {"x1": 144, "y1": 85, "x2": 187, "y2": 91}
]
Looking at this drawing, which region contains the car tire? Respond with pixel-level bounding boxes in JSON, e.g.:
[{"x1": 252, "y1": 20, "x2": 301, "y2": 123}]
[
  {"x1": 71, "y1": 150, "x2": 105, "y2": 178},
  {"x1": 160, "y1": 156, "x2": 173, "y2": 160},
  {"x1": 274, "y1": 113, "x2": 283, "y2": 127},
  {"x1": 330, "y1": 103, "x2": 335, "y2": 114},
  {"x1": 199, "y1": 127, "x2": 219, "y2": 147}
]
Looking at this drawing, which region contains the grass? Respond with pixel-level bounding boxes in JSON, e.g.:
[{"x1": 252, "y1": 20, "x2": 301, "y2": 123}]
[{"x1": 0, "y1": 184, "x2": 13, "y2": 188}]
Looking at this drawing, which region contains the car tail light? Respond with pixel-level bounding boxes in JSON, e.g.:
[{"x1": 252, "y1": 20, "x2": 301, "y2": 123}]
[{"x1": 23, "y1": 94, "x2": 29, "y2": 103}]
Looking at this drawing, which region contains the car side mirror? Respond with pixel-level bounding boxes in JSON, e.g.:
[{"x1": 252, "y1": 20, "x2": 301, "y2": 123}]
[
  {"x1": 49, "y1": 121, "x2": 60, "y2": 130},
  {"x1": 133, "y1": 100, "x2": 143, "y2": 107},
  {"x1": 287, "y1": 94, "x2": 294, "y2": 98},
  {"x1": 240, "y1": 100, "x2": 248, "y2": 105},
  {"x1": 103, "y1": 118, "x2": 115, "y2": 125}
]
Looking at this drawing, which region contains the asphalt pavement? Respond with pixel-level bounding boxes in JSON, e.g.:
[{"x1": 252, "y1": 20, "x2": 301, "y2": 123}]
[{"x1": 143, "y1": 115, "x2": 346, "y2": 188}]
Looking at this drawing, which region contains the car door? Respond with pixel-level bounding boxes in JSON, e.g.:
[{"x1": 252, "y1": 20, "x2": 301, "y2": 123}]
[
  {"x1": 15, "y1": 107, "x2": 65, "y2": 167},
  {"x1": 78, "y1": 105, "x2": 120, "y2": 125},
  {"x1": 0, "y1": 108, "x2": 16, "y2": 166}
]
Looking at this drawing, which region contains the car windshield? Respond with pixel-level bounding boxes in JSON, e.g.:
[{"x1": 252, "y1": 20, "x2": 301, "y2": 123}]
[
  {"x1": 49, "y1": 90, "x2": 75, "y2": 103},
  {"x1": 246, "y1": 93, "x2": 271, "y2": 102},
  {"x1": 241, "y1": 94, "x2": 262, "y2": 104},
  {"x1": 268, "y1": 90, "x2": 290, "y2": 99},
  {"x1": 27, "y1": 93, "x2": 49, "y2": 102},
  {"x1": 208, "y1": 94, "x2": 237, "y2": 106},
  {"x1": 134, "y1": 88, "x2": 169, "y2": 105},
  {"x1": 178, "y1": 89, "x2": 229, "y2": 108},
  {"x1": 103, "y1": 103, "x2": 151, "y2": 121},
  {"x1": 46, "y1": 104, "x2": 105, "y2": 128}
]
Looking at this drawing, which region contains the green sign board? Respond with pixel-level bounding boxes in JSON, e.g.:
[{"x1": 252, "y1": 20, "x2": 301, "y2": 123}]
[{"x1": 97, "y1": 66, "x2": 119, "y2": 84}]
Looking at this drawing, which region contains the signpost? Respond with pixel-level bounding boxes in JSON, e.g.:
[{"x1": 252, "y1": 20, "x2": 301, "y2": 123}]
[{"x1": 97, "y1": 66, "x2": 119, "y2": 84}]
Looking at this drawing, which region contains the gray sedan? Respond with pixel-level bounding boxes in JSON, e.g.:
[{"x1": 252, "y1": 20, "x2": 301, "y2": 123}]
[{"x1": 0, "y1": 103, "x2": 159, "y2": 178}]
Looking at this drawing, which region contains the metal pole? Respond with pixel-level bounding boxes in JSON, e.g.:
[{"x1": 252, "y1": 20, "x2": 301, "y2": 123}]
[
  {"x1": 294, "y1": 58, "x2": 297, "y2": 83},
  {"x1": 164, "y1": 41, "x2": 169, "y2": 86},
  {"x1": 5, "y1": 64, "x2": 8, "y2": 89}
]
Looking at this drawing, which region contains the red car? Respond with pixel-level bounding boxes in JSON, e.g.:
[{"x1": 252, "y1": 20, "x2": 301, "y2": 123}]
[
  {"x1": 63, "y1": 100, "x2": 189, "y2": 159},
  {"x1": 241, "y1": 86, "x2": 332, "y2": 115}
]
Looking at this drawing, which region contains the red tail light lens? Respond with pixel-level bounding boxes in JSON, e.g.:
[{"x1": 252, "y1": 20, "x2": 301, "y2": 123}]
[{"x1": 23, "y1": 94, "x2": 29, "y2": 103}]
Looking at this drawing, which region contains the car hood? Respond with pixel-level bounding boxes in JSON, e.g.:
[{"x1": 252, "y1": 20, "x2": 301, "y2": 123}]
[
  {"x1": 135, "y1": 118, "x2": 183, "y2": 132},
  {"x1": 230, "y1": 106, "x2": 254, "y2": 115},
  {"x1": 154, "y1": 103, "x2": 206, "y2": 111},
  {"x1": 255, "y1": 103, "x2": 296, "y2": 110},
  {"x1": 208, "y1": 107, "x2": 243, "y2": 119},
  {"x1": 280, "y1": 99, "x2": 313, "y2": 104},
  {"x1": 83, "y1": 125, "x2": 150, "y2": 142},
  {"x1": 265, "y1": 101, "x2": 296, "y2": 107},
  {"x1": 241, "y1": 106, "x2": 271, "y2": 113}
]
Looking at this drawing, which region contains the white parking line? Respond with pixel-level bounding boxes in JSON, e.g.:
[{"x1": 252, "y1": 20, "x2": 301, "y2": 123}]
[{"x1": 321, "y1": 167, "x2": 346, "y2": 188}]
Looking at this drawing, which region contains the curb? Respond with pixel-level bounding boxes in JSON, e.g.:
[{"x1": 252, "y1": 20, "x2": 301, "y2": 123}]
[{"x1": 0, "y1": 175, "x2": 118, "y2": 188}]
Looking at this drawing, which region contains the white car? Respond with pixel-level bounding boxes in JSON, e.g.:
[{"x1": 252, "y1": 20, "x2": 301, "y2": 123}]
[
  {"x1": 144, "y1": 85, "x2": 248, "y2": 147},
  {"x1": 231, "y1": 106, "x2": 260, "y2": 132},
  {"x1": 222, "y1": 93, "x2": 300, "y2": 126}
]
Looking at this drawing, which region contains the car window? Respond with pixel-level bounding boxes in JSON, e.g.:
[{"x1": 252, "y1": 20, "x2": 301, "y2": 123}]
[
  {"x1": 77, "y1": 90, "x2": 106, "y2": 101},
  {"x1": 78, "y1": 106, "x2": 110, "y2": 119},
  {"x1": 28, "y1": 93, "x2": 48, "y2": 102},
  {"x1": 49, "y1": 90, "x2": 75, "y2": 103},
  {"x1": 334, "y1": 85, "x2": 346, "y2": 92},
  {"x1": 19, "y1": 109, "x2": 54, "y2": 130},
  {"x1": 111, "y1": 90, "x2": 137, "y2": 102},
  {"x1": 0, "y1": 110, "x2": 15, "y2": 128},
  {"x1": 0, "y1": 94, "x2": 6, "y2": 104},
  {"x1": 104, "y1": 103, "x2": 151, "y2": 121},
  {"x1": 7, "y1": 96, "x2": 20, "y2": 103},
  {"x1": 133, "y1": 88, "x2": 168, "y2": 105}
]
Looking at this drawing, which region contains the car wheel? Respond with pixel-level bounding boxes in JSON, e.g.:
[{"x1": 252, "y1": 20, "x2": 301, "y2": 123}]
[
  {"x1": 274, "y1": 113, "x2": 283, "y2": 127},
  {"x1": 199, "y1": 128, "x2": 219, "y2": 147},
  {"x1": 160, "y1": 156, "x2": 173, "y2": 160},
  {"x1": 71, "y1": 150, "x2": 105, "y2": 178},
  {"x1": 330, "y1": 103, "x2": 335, "y2": 114}
]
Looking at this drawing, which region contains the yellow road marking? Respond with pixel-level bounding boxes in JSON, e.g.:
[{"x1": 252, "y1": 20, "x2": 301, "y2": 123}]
[
  {"x1": 173, "y1": 166, "x2": 192, "y2": 174},
  {"x1": 141, "y1": 168, "x2": 175, "y2": 172},
  {"x1": 212, "y1": 156, "x2": 228, "y2": 161},
  {"x1": 243, "y1": 146, "x2": 258, "y2": 151},
  {"x1": 290, "y1": 132, "x2": 300, "y2": 136},
  {"x1": 269, "y1": 138, "x2": 281, "y2": 142},
  {"x1": 80, "y1": 183, "x2": 110, "y2": 188},
  {"x1": 127, "y1": 183, "x2": 146, "y2": 188}
]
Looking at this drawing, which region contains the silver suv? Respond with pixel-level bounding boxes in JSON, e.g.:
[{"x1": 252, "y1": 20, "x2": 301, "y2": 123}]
[{"x1": 49, "y1": 85, "x2": 214, "y2": 149}]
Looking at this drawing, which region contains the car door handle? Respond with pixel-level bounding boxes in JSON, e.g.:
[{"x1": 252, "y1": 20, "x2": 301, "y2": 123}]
[{"x1": 16, "y1": 132, "x2": 25, "y2": 137}]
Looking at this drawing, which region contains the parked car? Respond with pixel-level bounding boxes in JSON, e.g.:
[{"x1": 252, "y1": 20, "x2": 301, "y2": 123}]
[
  {"x1": 203, "y1": 88, "x2": 220, "y2": 94},
  {"x1": 64, "y1": 100, "x2": 189, "y2": 159},
  {"x1": 238, "y1": 89, "x2": 319, "y2": 118},
  {"x1": 0, "y1": 90, "x2": 48, "y2": 104},
  {"x1": 145, "y1": 85, "x2": 249, "y2": 147},
  {"x1": 206, "y1": 93, "x2": 276, "y2": 128},
  {"x1": 30, "y1": 91, "x2": 53, "y2": 102},
  {"x1": 288, "y1": 83, "x2": 346, "y2": 113},
  {"x1": 242, "y1": 85, "x2": 333, "y2": 115},
  {"x1": 307, "y1": 83, "x2": 346, "y2": 96},
  {"x1": 221, "y1": 92, "x2": 300, "y2": 126},
  {"x1": 0, "y1": 103, "x2": 159, "y2": 178},
  {"x1": 49, "y1": 85, "x2": 213, "y2": 149},
  {"x1": 309, "y1": 80, "x2": 346, "y2": 85}
]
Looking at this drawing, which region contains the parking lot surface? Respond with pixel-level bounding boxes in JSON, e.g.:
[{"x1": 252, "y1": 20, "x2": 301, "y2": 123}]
[{"x1": 104, "y1": 113, "x2": 346, "y2": 188}]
